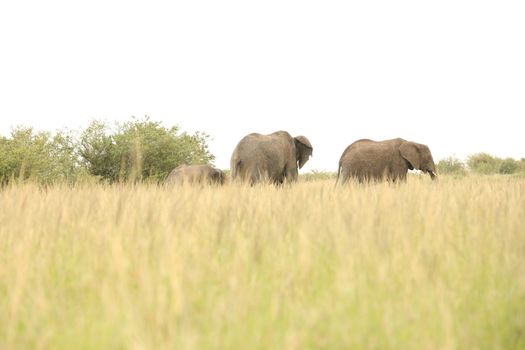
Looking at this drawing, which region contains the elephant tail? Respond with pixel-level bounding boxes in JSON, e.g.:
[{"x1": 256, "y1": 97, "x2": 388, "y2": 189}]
[
  {"x1": 335, "y1": 161, "x2": 342, "y2": 186},
  {"x1": 231, "y1": 159, "x2": 242, "y2": 181}
]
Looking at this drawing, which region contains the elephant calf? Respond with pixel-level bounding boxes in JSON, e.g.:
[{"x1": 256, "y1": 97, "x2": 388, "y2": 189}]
[
  {"x1": 231, "y1": 130, "x2": 313, "y2": 185},
  {"x1": 166, "y1": 164, "x2": 225, "y2": 185},
  {"x1": 337, "y1": 138, "x2": 437, "y2": 184}
]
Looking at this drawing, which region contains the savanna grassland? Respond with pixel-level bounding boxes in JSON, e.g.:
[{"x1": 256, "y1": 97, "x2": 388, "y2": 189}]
[{"x1": 1, "y1": 175, "x2": 524, "y2": 349}]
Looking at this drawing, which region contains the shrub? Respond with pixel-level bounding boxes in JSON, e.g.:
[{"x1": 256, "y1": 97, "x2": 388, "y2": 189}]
[
  {"x1": 1, "y1": 117, "x2": 214, "y2": 184},
  {"x1": 0, "y1": 127, "x2": 82, "y2": 184},
  {"x1": 79, "y1": 117, "x2": 214, "y2": 182},
  {"x1": 437, "y1": 156, "x2": 466, "y2": 175},
  {"x1": 499, "y1": 158, "x2": 518, "y2": 174},
  {"x1": 516, "y1": 159, "x2": 525, "y2": 174},
  {"x1": 467, "y1": 153, "x2": 502, "y2": 174}
]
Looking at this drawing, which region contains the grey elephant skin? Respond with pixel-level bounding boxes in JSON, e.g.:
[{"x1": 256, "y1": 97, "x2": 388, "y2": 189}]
[
  {"x1": 230, "y1": 131, "x2": 313, "y2": 184},
  {"x1": 337, "y1": 138, "x2": 437, "y2": 184},
  {"x1": 166, "y1": 164, "x2": 225, "y2": 185}
]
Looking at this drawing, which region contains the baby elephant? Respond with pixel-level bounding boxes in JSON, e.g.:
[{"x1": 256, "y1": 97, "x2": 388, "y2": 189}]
[
  {"x1": 166, "y1": 164, "x2": 225, "y2": 185},
  {"x1": 337, "y1": 138, "x2": 437, "y2": 184}
]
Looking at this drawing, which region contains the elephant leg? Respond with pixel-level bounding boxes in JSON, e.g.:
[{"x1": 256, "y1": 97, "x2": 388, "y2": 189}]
[
  {"x1": 246, "y1": 167, "x2": 262, "y2": 185},
  {"x1": 285, "y1": 167, "x2": 298, "y2": 183}
]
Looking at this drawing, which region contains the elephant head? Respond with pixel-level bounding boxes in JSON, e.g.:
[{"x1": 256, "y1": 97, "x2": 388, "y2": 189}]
[
  {"x1": 294, "y1": 136, "x2": 313, "y2": 169},
  {"x1": 399, "y1": 141, "x2": 437, "y2": 180}
]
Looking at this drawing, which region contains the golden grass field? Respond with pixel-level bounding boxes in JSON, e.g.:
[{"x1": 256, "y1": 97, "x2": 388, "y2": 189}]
[{"x1": 1, "y1": 175, "x2": 524, "y2": 349}]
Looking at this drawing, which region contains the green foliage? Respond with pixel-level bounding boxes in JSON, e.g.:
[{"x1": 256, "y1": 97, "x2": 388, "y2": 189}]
[
  {"x1": 78, "y1": 121, "x2": 118, "y2": 182},
  {"x1": 79, "y1": 117, "x2": 214, "y2": 182},
  {"x1": 519, "y1": 159, "x2": 525, "y2": 173},
  {"x1": 437, "y1": 156, "x2": 466, "y2": 176},
  {"x1": 467, "y1": 153, "x2": 523, "y2": 175},
  {"x1": 0, "y1": 127, "x2": 83, "y2": 184},
  {"x1": 1, "y1": 117, "x2": 214, "y2": 184},
  {"x1": 499, "y1": 158, "x2": 519, "y2": 174},
  {"x1": 0, "y1": 136, "x2": 11, "y2": 183},
  {"x1": 467, "y1": 153, "x2": 502, "y2": 174}
]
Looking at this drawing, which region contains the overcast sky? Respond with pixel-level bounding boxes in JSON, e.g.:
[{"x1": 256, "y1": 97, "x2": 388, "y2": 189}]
[{"x1": 1, "y1": 1, "x2": 524, "y2": 171}]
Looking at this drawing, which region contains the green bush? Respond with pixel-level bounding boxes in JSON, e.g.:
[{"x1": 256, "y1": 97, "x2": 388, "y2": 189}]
[
  {"x1": 79, "y1": 117, "x2": 214, "y2": 182},
  {"x1": 78, "y1": 120, "x2": 119, "y2": 182},
  {"x1": 467, "y1": 153, "x2": 502, "y2": 174},
  {"x1": 0, "y1": 127, "x2": 83, "y2": 184},
  {"x1": 499, "y1": 158, "x2": 518, "y2": 174},
  {"x1": 515, "y1": 159, "x2": 525, "y2": 174},
  {"x1": 437, "y1": 156, "x2": 466, "y2": 175},
  {"x1": 466, "y1": 153, "x2": 524, "y2": 175},
  {"x1": 1, "y1": 117, "x2": 214, "y2": 184}
]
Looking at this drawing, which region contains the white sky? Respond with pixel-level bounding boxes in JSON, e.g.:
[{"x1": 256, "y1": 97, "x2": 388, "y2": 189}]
[{"x1": 1, "y1": 1, "x2": 524, "y2": 172}]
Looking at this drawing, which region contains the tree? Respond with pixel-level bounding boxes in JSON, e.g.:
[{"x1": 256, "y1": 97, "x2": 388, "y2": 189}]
[
  {"x1": 78, "y1": 121, "x2": 119, "y2": 181},
  {"x1": 467, "y1": 153, "x2": 501, "y2": 174},
  {"x1": 499, "y1": 158, "x2": 518, "y2": 174},
  {"x1": 0, "y1": 127, "x2": 82, "y2": 184},
  {"x1": 436, "y1": 156, "x2": 466, "y2": 175},
  {"x1": 79, "y1": 117, "x2": 214, "y2": 182},
  {"x1": 519, "y1": 159, "x2": 525, "y2": 173}
]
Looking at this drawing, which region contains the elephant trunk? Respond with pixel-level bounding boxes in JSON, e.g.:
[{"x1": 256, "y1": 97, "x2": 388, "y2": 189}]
[{"x1": 429, "y1": 170, "x2": 437, "y2": 181}]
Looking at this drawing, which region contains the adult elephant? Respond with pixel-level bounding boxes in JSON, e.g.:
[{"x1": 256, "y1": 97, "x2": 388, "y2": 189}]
[
  {"x1": 337, "y1": 138, "x2": 437, "y2": 184},
  {"x1": 230, "y1": 131, "x2": 313, "y2": 184},
  {"x1": 166, "y1": 164, "x2": 225, "y2": 185}
]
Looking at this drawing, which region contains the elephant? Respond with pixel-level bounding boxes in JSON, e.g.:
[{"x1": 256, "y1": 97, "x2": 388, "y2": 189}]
[
  {"x1": 337, "y1": 138, "x2": 437, "y2": 184},
  {"x1": 166, "y1": 164, "x2": 225, "y2": 185},
  {"x1": 230, "y1": 131, "x2": 313, "y2": 185}
]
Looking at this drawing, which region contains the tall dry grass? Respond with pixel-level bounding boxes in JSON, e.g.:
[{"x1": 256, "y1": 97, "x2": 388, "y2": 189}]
[{"x1": 1, "y1": 176, "x2": 524, "y2": 349}]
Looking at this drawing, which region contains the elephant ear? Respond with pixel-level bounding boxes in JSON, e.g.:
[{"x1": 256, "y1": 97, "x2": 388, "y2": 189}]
[
  {"x1": 399, "y1": 142, "x2": 421, "y2": 170},
  {"x1": 294, "y1": 136, "x2": 313, "y2": 169}
]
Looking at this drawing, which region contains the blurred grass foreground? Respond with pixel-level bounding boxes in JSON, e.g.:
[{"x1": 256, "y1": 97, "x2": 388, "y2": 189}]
[{"x1": 1, "y1": 175, "x2": 524, "y2": 349}]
